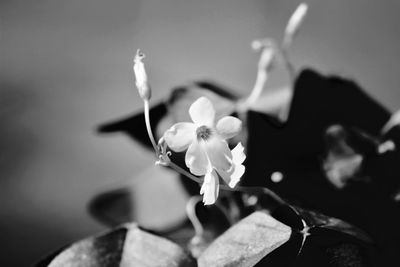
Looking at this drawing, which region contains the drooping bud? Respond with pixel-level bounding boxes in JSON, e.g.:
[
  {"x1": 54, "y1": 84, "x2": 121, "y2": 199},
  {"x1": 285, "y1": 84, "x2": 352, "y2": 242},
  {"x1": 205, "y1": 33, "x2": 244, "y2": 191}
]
[
  {"x1": 133, "y1": 49, "x2": 151, "y2": 101},
  {"x1": 381, "y1": 109, "x2": 400, "y2": 134},
  {"x1": 251, "y1": 38, "x2": 276, "y2": 72},
  {"x1": 283, "y1": 3, "x2": 308, "y2": 49}
]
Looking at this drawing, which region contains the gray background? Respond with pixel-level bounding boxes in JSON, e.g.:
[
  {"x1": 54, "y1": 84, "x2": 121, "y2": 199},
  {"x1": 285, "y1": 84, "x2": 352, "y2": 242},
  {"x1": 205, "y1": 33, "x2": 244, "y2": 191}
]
[{"x1": 1, "y1": 0, "x2": 400, "y2": 265}]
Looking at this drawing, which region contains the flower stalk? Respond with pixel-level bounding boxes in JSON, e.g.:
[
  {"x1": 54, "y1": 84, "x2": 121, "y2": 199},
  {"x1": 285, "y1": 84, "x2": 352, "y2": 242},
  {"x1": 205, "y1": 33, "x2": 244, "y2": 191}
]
[
  {"x1": 143, "y1": 99, "x2": 159, "y2": 153},
  {"x1": 239, "y1": 39, "x2": 275, "y2": 111},
  {"x1": 239, "y1": 3, "x2": 308, "y2": 113}
]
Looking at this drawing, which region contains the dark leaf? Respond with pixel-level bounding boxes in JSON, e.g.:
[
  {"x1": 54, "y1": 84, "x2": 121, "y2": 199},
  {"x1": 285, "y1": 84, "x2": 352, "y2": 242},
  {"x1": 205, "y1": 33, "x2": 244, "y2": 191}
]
[
  {"x1": 322, "y1": 124, "x2": 383, "y2": 189},
  {"x1": 88, "y1": 188, "x2": 134, "y2": 227},
  {"x1": 325, "y1": 243, "x2": 368, "y2": 267},
  {"x1": 270, "y1": 204, "x2": 305, "y2": 230},
  {"x1": 97, "y1": 102, "x2": 167, "y2": 150},
  {"x1": 293, "y1": 206, "x2": 373, "y2": 244}
]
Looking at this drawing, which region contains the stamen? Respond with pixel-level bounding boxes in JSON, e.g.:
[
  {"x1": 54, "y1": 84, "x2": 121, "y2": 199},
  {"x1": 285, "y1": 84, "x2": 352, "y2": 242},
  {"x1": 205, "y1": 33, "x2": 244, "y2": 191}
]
[{"x1": 196, "y1": 126, "x2": 212, "y2": 141}]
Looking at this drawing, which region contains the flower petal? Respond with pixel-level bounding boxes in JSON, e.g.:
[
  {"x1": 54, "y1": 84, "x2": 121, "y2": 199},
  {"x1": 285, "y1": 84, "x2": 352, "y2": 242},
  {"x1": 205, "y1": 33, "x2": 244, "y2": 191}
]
[
  {"x1": 217, "y1": 142, "x2": 246, "y2": 188},
  {"x1": 189, "y1": 97, "x2": 216, "y2": 126},
  {"x1": 218, "y1": 163, "x2": 245, "y2": 188},
  {"x1": 232, "y1": 142, "x2": 246, "y2": 164},
  {"x1": 216, "y1": 116, "x2": 242, "y2": 140},
  {"x1": 185, "y1": 141, "x2": 211, "y2": 176},
  {"x1": 200, "y1": 170, "x2": 219, "y2": 205},
  {"x1": 163, "y1": 122, "x2": 196, "y2": 152},
  {"x1": 229, "y1": 164, "x2": 245, "y2": 188},
  {"x1": 204, "y1": 137, "x2": 232, "y2": 172}
]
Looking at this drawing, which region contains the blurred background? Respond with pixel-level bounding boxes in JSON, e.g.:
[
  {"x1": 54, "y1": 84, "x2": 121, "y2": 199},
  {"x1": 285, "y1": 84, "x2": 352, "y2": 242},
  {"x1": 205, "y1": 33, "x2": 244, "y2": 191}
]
[{"x1": 1, "y1": 0, "x2": 400, "y2": 265}]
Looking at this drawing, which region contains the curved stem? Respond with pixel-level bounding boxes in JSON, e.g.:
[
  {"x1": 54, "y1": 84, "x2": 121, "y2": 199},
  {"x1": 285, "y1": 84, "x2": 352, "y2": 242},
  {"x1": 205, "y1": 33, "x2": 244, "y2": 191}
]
[
  {"x1": 280, "y1": 45, "x2": 295, "y2": 85},
  {"x1": 144, "y1": 100, "x2": 159, "y2": 154},
  {"x1": 143, "y1": 99, "x2": 203, "y2": 184},
  {"x1": 165, "y1": 154, "x2": 285, "y2": 205},
  {"x1": 220, "y1": 184, "x2": 286, "y2": 205},
  {"x1": 239, "y1": 51, "x2": 270, "y2": 112},
  {"x1": 243, "y1": 70, "x2": 268, "y2": 109},
  {"x1": 167, "y1": 161, "x2": 203, "y2": 184},
  {"x1": 186, "y1": 196, "x2": 204, "y2": 236}
]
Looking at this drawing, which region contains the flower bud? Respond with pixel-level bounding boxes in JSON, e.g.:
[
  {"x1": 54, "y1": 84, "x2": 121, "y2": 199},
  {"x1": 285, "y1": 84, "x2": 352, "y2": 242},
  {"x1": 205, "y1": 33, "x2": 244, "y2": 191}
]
[
  {"x1": 133, "y1": 49, "x2": 151, "y2": 101},
  {"x1": 382, "y1": 109, "x2": 400, "y2": 134},
  {"x1": 251, "y1": 38, "x2": 276, "y2": 72},
  {"x1": 283, "y1": 3, "x2": 308, "y2": 48}
]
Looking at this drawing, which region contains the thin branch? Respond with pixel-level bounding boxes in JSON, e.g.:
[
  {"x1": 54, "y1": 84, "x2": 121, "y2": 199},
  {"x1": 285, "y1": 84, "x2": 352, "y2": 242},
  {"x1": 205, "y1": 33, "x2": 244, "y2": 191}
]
[{"x1": 143, "y1": 99, "x2": 159, "y2": 153}]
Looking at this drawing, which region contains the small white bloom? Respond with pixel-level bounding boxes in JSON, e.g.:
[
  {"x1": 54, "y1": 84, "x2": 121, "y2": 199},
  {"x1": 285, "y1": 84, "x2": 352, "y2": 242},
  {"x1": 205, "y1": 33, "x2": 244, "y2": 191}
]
[
  {"x1": 220, "y1": 142, "x2": 246, "y2": 188},
  {"x1": 163, "y1": 97, "x2": 245, "y2": 205},
  {"x1": 200, "y1": 170, "x2": 219, "y2": 206}
]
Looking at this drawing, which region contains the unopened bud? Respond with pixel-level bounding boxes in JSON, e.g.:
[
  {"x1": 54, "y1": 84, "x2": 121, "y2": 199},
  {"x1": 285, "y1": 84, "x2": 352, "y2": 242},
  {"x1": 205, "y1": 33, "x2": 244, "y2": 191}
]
[
  {"x1": 283, "y1": 3, "x2": 308, "y2": 48},
  {"x1": 133, "y1": 49, "x2": 151, "y2": 101},
  {"x1": 251, "y1": 38, "x2": 276, "y2": 72},
  {"x1": 382, "y1": 109, "x2": 400, "y2": 134}
]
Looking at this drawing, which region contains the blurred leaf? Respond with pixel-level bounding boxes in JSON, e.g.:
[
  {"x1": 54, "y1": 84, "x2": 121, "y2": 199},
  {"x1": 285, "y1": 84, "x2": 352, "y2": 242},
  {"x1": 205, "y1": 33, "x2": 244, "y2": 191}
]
[
  {"x1": 198, "y1": 211, "x2": 291, "y2": 267},
  {"x1": 88, "y1": 186, "x2": 197, "y2": 247},
  {"x1": 88, "y1": 164, "x2": 188, "y2": 229},
  {"x1": 37, "y1": 223, "x2": 196, "y2": 267},
  {"x1": 323, "y1": 125, "x2": 363, "y2": 189},
  {"x1": 97, "y1": 81, "x2": 239, "y2": 151},
  {"x1": 88, "y1": 188, "x2": 134, "y2": 227},
  {"x1": 322, "y1": 124, "x2": 381, "y2": 189},
  {"x1": 97, "y1": 102, "x2": 167, "y2": 150},
  {"x1": 47, "y1": 227, "x2": 126, "y2": 267},
  {"x1": 88, "y1": 186, "x2": 233, "y2": 250}
]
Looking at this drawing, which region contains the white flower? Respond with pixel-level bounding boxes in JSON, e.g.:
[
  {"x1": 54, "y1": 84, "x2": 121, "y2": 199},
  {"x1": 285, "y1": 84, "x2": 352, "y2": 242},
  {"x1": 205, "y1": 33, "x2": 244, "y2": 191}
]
[{"x1": 163, "y1": 97, "x2": 245, "y2": 205}]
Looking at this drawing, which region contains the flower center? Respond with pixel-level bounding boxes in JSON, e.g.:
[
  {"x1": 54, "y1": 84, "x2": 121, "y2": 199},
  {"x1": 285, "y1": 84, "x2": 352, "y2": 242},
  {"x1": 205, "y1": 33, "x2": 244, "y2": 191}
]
[{"x1": 196, "y1": 125, "x2": 212, "y2": 141}]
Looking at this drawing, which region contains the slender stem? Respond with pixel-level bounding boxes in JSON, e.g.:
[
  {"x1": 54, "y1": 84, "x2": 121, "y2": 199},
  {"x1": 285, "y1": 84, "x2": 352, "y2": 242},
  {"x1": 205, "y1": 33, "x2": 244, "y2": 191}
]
[
  {"x1": 144, "y1": 100, "x2": 159, "y2": 153},
  {"x1": 186, "y1": 196, "x2": 204, "y2": 236},
  {"x1": 240, "y1": 42, "x2": 272, "y2": 112},
  {"x1": 143, "y1": 99, "x2": 203, "y2": 184},
  {"x1": 220, "y1": 184, "x2": 286, "y2": 205},
  {"x1": 168, "y1": 160, "x2": 285, "y2": 205},
  {"x1": 244, "y1": 69, "x2": 268, "y2": 109},
  {"x1": 167, "y1": 161, "x2": 203, "y2": 184},
  {"x1": 163, "y1": 151, "x2": 285, "y2": 205},
  {"x1": 280, "y1": 45, "x2": 295, "y2": 84}
]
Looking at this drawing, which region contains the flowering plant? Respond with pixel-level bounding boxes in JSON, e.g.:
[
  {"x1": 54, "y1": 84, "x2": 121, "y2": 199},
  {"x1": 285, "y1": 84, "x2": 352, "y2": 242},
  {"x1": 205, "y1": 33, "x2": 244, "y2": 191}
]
[{"x1": 36, "y1": 3, "x2": 400, "y2": 266}]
